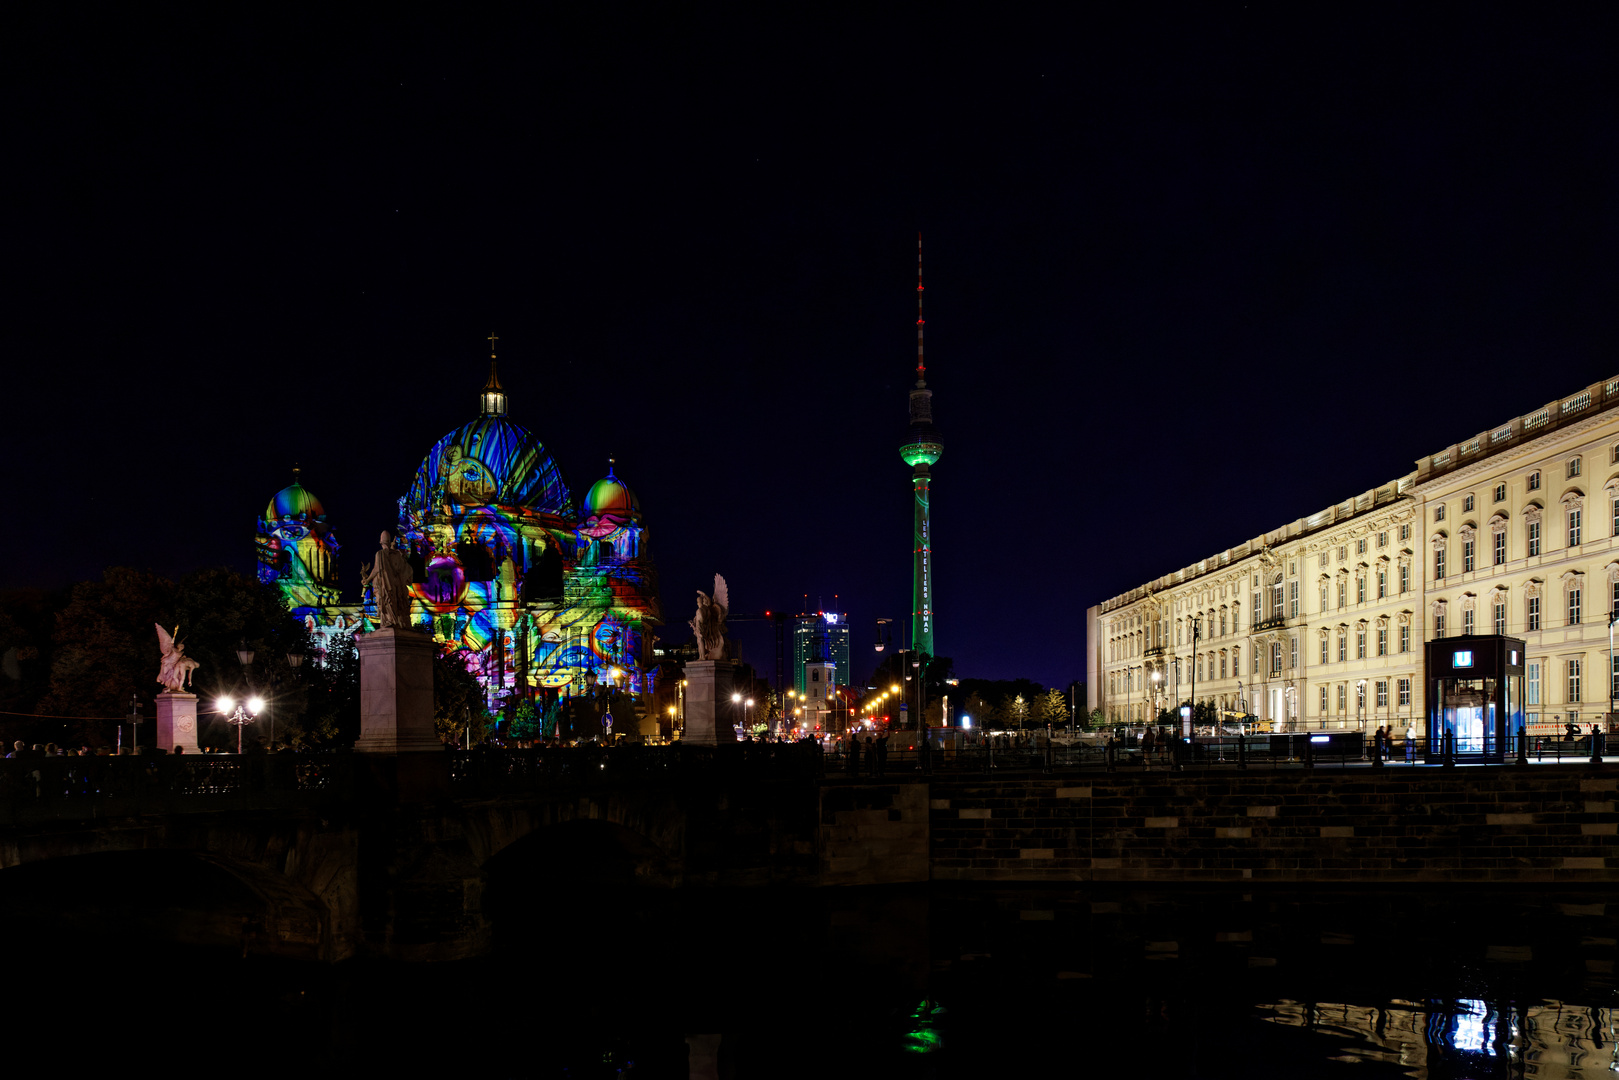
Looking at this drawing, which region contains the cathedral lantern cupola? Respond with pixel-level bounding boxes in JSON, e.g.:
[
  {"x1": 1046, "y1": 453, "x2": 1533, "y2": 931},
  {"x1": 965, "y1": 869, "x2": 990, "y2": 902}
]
[{"x1": 480, "y1": 333, "x2": 508, "y2": 417}]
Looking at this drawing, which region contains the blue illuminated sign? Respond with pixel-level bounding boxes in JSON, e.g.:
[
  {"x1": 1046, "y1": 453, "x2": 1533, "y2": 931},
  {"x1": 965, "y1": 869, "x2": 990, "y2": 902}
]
[{"x1": 1453, "y1": 649, "x2": 1474, "y2": 668}]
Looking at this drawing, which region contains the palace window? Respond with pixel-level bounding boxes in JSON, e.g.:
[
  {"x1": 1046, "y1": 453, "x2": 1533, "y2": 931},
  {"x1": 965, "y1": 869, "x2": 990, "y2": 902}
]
[
  {"x1": 1569, "y1": 659, "x2": 1583, "y2": 702},
  {"x1": 1463, "y1": 609, "x2": 1475, "y2": 636},
  {"x1": 1289, "y1": 581, "x2": 1299, "y2": 618},
  {"x1": 1400, "y1": 524, "x2": 1411, "y2": 542},
  {"x1": 1613, "y1": 497, "x2": 1619, "y2": 536},
  {"x1": 1435, "y1": 549, "x2": 1446, "y2": 580},
  {"x1": 1271, "y1": 580, "x2": 1284, "y2": 616},
  {"x1": 1338, "y1": 545, "x2": 1347, "y2": 562},
  {"x1": 1320, "y1": 637, "x2": 1329, "y2": 664},
  {"x1": 1233, "y1": 646, "x2": 1240, "y2": 673},
  {"x1": 1569, "y1": 586, "x2": 1582, "y2": 626},
  {"x1": 1377, "y1": 626, "x2": 1388, "y2": 656},
  {"x1": 1319, "y1": 552, "x2": 1329, "y2": 569},
  {"x1": 1435, "y1": 505, "x2": 1446, "y2": 522},
  {"x1": 1337, "y1": 633, "x2": 1347, "y2": 662},
  {"x1": 1400, "y1": 564, "x2": 1410, "y2": 593},
  {"x1": 1357, "y1": 538, "x2": 1367, "y2": 555},
  {"x1": 1378, "y1": 570, "x2": 1387, "y2": 599},
  {"x1": 1219, "y1": 610, "x2": 1227, "y2": 636},
  {"x1": 1528, "y1": 663, "x2": 1540, "y2": 705},
  {"x1": 1289, "y1": 560, "x2": 1296, "y2": 576},
  {"x1": 1398, "y1": 678, "x2": 1411, "y2": 707},
  {"x1": 1463, "y1": 538, "x2": 1475, "y2": 572},
  {"x1": 1338, "y1": 580, "x2": 1347, "y2": 609},
  {"x1": 1400, "y1": 624, "x2": 1411, "y2": 652},
  {"x1": 1320, "y1": 584, "x2": 1329, "y2": 613},
  {"x1": 1219, "y1": 654, "x2": 1227, "y2": 679},
  {"x1": 1376, "y1": 681, "x2": 1389, "y2": 708},
  {"x1": 1464, "y1": 494, "x2": 1475, "y2": 513},
  {"x1": 1320, "y1": 686, "x2": 1329, "y2": 714},
  {"x1": 1528, "y1": 522, "x2": 1541, "y2": 557},
  {"x1": 1337, "y1": 684, "x2": 1347, "y2": 711},
  {"x1": 1271, "y1": 641, "x2": 1283, "y2": 674},
  {"x1": 1613, "y1": 580, "x2": 1619, "y2": 619},
  {"x1": 1494, "y1": 483, "x2": 1507, "y2": 503},
  {"x1": 1435, "y1": 612, "x2": 1446, "y2": 638},
  {"x1": 1357, "y1": 575, "x2": 1366, "y2": 604},
  {"x1": 1494, "y1": 532, "x2": 1506, "y2": 565},
  {"x1": 1527, "y1": 596, "x2": 1541, "y2": 632},
  {"x1": 1569, "y1": 457, "x2": 1582, "y2": 479},
  {"x1": 1289, "y1": 636, "x2": 1297, "y2": 669},
  {"x1": 1252, "y1": 650, "x2": 1259, "y2": 675},
  {"x1": 1357, "y1": 630, "x2": 1367, "y2": 659},
  {"x1": 1569, "y1": 508, "x2": 1583, "y2": 547},
  {"x1": 1613, "y1": 655, "x2": 1619, "y2": 700},
  {"x1": 1494, "y1": 602, "x2": 1506, "y2": 636},
  {"x1": 1378, "y1": 531, "x2": 1388, "y2": 548}
]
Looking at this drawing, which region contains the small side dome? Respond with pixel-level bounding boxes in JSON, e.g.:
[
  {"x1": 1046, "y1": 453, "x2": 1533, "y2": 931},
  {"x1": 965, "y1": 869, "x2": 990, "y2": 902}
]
[
  {"x1": 265, "y1": 469, "x2": 326, "y2": 522},
  {"x1": 580, "y1": 461, "x2": 640, "y2": 537}
]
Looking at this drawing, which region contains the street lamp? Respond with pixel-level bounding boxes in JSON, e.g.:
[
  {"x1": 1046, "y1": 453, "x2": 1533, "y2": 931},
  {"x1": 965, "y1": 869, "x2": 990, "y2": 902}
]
[
  {"x1": 127, "y1": 694, "x2": 142, "y2": 752},
  {"x1": 1357, "y1": 679, "x2": 1367, "y2": 740},
  {"x1": 217, "y1": 695, "x2": 263, "y2": 755}
]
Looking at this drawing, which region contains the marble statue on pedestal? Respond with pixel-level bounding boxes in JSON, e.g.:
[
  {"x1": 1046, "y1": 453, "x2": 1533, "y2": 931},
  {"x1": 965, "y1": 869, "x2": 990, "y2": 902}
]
[
  {"x1": 361, "y1": 530, "x2": 415, "y2": 629},
  {"x1": 154, "y1": 624, "x2": 200, "y2": 692},
  {"x1": 689, "y1": 574, "x2": 730, "y2": 661}
]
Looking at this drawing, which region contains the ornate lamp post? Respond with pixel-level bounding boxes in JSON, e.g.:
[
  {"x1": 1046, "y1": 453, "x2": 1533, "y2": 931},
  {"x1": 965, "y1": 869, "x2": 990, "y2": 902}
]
[{"x1": 217, "y1": 695, "x2": 263, "y2": 755}]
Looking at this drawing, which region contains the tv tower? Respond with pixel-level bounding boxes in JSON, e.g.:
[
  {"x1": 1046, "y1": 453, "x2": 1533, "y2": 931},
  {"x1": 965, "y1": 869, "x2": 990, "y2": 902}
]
[{"x1": 899, "y1": 235, "x2": 943, "y2": 659}]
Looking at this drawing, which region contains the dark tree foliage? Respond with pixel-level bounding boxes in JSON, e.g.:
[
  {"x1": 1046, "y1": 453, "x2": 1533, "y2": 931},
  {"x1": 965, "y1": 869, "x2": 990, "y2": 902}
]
[
  {"x1": 434, "y1": 645, "x2": 489, "y2": 746},
  {"x1": 36, "y1": 567, "x2": 303, "y2": 747}
]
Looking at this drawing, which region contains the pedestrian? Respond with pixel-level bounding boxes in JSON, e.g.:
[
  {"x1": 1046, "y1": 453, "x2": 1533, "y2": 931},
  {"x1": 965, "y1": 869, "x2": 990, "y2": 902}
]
[
  {"x1": 1141, "y1": 726, "x2": 1155, "y2": 769},
  {"x1": 5, "y1": 741, "x2": 22, "y2": 759}
]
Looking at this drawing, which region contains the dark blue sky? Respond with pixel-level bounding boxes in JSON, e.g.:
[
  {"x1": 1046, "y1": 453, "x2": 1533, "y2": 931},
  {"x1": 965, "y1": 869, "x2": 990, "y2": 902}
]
[{"x1": 7, "y1": 6, "x2": 1617, "y2": 689}]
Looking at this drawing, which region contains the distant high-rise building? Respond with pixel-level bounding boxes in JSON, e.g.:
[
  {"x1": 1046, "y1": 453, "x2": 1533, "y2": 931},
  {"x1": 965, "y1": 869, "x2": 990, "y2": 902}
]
[
  {"x1": 899, "y1": 235, "x2": 942, "y2": 660},
  {"x1": 793, "y1": 611, "x2": 851, "y2": 695}
]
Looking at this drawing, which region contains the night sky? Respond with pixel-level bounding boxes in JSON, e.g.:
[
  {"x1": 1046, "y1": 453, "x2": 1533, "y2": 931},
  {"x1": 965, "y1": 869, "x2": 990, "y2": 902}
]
[{"x1": 7, "y1": 7, "x2": 1617, "y2": 690}]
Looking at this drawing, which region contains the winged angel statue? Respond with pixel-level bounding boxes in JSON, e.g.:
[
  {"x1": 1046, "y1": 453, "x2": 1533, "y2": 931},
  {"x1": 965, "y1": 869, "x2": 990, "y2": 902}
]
[
  {"x1": 689, "y1": 574, "x2": 730, "y2": 661},
  {"x1": 154, "y1": 623, "x2": 200, "y2": 692}
]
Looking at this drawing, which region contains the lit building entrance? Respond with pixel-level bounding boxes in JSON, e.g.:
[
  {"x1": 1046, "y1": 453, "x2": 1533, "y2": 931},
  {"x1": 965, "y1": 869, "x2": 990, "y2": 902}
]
[{"x1": 1424, "y1": 636, "x2": 1526, "y2": 763}]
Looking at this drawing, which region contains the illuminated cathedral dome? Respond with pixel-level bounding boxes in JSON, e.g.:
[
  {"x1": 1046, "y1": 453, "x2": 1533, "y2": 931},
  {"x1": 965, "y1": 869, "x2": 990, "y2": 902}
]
[
  {"x1": 264, "y1": 471, "x2": 327, "y2": 522},
  {"x1": 580, "y1": 461, "x2": 641, "y2": 537},
  {"x1": 401, "y1": 363, "x2": 572, "y2": 517}
]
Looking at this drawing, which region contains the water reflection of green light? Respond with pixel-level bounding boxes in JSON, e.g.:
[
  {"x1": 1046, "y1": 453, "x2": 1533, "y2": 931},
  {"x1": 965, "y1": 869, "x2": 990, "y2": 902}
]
[{"x1": 904, "y1": 998, "x2": 946, "y2": 1054}]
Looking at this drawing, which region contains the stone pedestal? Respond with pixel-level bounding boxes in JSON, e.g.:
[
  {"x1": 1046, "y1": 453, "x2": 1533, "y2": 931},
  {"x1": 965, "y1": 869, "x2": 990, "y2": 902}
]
[
  {"x1": 681, "y1": 659, "x2": 736, "y2": 745},
  {"x1": 355, "y1": 628, "x2": 442, "y2": 753},
  {"x1": 155, "y1": 691, "x2": 200, "y2": 753}
]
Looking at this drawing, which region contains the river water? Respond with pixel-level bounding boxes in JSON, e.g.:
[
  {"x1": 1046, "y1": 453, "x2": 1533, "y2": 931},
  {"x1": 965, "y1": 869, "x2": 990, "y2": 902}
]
[{"x1": 16, "y1": 882, "x2": 1619, "y2": 1077}]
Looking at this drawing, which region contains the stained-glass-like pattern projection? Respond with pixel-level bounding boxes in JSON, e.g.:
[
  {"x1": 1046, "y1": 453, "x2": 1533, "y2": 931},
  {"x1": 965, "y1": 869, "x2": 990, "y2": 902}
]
[{"x1": 255, "y1": 365, "x2": 661, "y2": 714}]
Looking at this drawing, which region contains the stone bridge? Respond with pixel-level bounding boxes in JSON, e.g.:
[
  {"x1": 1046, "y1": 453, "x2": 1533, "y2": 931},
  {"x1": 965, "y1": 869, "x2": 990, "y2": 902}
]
[{"x1": 1, "y1": 746, "x2": 1616, "y2": 963}]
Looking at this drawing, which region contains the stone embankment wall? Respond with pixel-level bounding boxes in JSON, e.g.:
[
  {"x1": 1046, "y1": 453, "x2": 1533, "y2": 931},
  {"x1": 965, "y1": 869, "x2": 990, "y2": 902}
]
[{"x1": 820, "y1": 770, "x2": 1619, "y2": 885}]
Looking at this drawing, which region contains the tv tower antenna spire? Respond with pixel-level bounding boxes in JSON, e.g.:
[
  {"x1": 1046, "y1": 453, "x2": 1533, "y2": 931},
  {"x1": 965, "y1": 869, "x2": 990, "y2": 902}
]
[{"x1": 915, "y1": 233, "x2": 925, "y2": 382}]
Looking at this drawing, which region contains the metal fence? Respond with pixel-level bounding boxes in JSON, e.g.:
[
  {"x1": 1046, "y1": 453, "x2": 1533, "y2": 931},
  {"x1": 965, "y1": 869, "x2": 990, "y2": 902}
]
[{"x1": 825, "y1": 732, "x2": 1616, "y2": 775}]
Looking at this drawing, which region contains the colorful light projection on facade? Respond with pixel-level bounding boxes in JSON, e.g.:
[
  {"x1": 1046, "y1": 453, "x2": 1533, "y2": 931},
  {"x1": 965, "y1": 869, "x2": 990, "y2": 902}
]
[
  {"x1": 255, "y1": 469, "x2": 341, "y2": 612},
  {"x1": 256, "y1": 359, "x2": 661, "y2": 711}
]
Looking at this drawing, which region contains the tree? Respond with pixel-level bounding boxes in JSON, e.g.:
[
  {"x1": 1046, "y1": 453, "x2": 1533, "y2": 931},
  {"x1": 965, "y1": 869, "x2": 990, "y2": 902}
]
[
  {"x1": 1002, "y1": 693, "x2": 1031, "y2": 730},
  {"x1": 434, "y1": 646, "x2": 488, "y2": 745},
  {"x1": 1087, "y1": 707, "x2": 1105, "y2": 731},
  {"x1": 1035, "y1": 688, "x2": 1069, "y2": 728},
  {"x1": 39, "y1": 566, "x2": 302, "y2": 747}
]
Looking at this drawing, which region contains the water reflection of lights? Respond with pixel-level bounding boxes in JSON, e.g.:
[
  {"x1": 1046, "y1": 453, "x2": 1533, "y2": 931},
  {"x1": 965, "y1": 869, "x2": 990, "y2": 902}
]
[{"x1": 1259, "y1": 1000, "x2": 1619, "y2": 1077}]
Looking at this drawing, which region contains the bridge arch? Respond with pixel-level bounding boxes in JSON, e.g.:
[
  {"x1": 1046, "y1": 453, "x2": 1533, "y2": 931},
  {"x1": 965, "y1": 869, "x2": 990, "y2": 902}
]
[{"x1": 0, "y1": 848, "x2": 333, "y2": 960}]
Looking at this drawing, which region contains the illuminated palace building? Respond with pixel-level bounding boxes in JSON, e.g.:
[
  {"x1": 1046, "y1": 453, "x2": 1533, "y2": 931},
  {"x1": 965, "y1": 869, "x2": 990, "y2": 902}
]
[
  {"x1": 255, "y1": 357, "x2": 660, "y2": 711},
  {"x1": 1089, "y1": 375, "x2": 1619, "y2": 736}
]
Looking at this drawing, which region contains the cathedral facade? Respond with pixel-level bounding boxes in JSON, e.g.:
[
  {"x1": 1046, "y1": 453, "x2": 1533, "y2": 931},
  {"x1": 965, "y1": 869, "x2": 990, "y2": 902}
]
[{"x1": 255, "y1": 363, "x2": 661, "y2": 712}]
